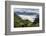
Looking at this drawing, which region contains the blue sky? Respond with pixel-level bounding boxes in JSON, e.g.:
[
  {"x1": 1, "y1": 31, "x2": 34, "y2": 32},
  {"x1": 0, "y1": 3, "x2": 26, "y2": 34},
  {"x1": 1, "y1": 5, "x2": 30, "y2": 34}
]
[
  {"x1": 14, "y1": 8, "x2": 39, "y2": 15},
  {"x1": 14, "y1": 8, "x2": 39, "y2": 13},
  {"x1": 14, "y1": 8, "x2": 39, "y2": 22}
]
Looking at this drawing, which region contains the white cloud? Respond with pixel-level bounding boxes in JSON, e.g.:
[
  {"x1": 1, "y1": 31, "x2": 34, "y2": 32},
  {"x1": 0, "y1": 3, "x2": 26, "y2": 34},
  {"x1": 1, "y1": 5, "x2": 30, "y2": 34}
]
[{"x1": 18, "y1": 15, "x2": 37, "y2": 22}]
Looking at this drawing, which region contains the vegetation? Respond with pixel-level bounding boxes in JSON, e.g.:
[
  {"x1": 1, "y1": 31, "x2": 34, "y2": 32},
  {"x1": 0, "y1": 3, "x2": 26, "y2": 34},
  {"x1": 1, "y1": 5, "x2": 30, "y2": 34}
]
[
  {"x1": 14, "y1": 14, "x2": 39, "y2": 27},
  {"x1": 31, "y1": 15, "x2": 39, "y2": 27}
]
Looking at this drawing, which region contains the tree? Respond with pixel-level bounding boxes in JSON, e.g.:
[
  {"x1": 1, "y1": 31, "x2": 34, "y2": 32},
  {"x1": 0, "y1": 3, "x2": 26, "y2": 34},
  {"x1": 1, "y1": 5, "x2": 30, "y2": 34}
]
[{"x1": 31, "y1": 15, "x2": 39, "y2": 27}]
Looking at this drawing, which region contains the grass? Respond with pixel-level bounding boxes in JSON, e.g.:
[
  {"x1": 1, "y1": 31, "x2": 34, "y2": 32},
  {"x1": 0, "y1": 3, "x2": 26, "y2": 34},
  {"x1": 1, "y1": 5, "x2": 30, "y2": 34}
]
[{"x1": 14, "y1": 14, "x2": 39, "y2": 27}]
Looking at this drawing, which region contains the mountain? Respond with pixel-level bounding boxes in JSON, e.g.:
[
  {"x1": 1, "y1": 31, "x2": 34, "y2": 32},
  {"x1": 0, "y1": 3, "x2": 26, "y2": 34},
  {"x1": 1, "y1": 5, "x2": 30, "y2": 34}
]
[
  {"x1": 14, "y1": 14, "x2": 32, "y2": 27},
  {"x1": 14, "y1": 13, "x2": 39, "y2": 27}
]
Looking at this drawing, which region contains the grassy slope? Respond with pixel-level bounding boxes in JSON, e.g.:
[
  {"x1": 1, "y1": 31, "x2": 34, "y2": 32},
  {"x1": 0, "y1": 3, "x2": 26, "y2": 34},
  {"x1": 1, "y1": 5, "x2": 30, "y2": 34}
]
[{"x1": 14, "y1": 14, "x2": 39, "y2": 27}]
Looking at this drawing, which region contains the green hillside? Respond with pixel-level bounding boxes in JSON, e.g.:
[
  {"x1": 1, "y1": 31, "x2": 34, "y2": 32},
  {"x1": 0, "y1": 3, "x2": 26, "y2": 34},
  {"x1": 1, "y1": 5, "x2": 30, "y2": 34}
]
[{"x1": 14, "y1": 14, "x2": 39, "y2": 27}]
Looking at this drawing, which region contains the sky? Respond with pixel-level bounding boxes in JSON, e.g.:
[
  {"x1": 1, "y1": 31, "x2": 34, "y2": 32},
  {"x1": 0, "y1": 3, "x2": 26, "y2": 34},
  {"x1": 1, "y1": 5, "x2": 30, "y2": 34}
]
[
  {"x1": 14, "y1": 8, "x2": 39, "y2": 13},
  {"x1": 14, "y1": 8, "x2": 39, "y2": 22}
]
